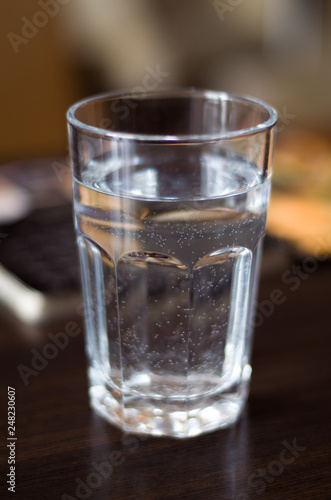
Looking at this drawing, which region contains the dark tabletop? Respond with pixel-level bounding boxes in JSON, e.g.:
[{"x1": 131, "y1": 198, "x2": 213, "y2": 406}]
[{"x1": 1, "y1": 258, "x2": 331, "y2": 500}]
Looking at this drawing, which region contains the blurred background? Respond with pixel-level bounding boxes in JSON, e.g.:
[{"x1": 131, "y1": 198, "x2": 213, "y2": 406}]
[
  {"x1": 0, "y1": 0, "x2": 330, "y2": 326},
  {"x1": 1, "y1": 0, "x2": 331, "y2": 157}
]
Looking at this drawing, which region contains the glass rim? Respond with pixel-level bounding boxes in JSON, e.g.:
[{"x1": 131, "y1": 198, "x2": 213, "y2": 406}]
[{"x1": 67, "y1": 88, "x2": 278, "y2": 143}]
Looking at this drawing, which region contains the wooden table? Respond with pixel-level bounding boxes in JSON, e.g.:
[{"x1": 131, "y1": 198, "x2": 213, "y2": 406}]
[{"x1": 1, "y1": 260, "x2": 331, "y2": 500}]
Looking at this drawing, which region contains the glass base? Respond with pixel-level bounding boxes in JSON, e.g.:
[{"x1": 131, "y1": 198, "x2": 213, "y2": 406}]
[{"x1": 89, "y1": 374, "x2": 250, "y2": 439}]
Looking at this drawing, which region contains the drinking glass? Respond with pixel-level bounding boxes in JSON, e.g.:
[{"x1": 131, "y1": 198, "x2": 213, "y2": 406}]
[{"x1": 67, "y1": 89, "x2": 277, "y2": 438}]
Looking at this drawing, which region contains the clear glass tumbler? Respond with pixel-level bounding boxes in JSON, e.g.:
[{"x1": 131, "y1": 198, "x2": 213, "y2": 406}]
[{"x1": 67, "y1": 89, "x2": 277, "y2": 438}]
